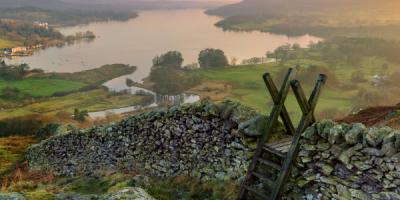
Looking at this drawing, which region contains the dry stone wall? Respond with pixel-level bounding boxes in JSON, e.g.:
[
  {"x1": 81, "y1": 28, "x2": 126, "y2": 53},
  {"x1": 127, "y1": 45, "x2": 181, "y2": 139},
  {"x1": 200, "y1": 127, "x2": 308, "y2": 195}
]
[
  {"x1": 291, "y1": 120, "x2": 400, "y2": 200},
  {"x1": 26, "y1": 101, "x2": 281, "y2": 181},
  {"x1": 25, "y1": 101, "x2": 400, "y2": 199}
]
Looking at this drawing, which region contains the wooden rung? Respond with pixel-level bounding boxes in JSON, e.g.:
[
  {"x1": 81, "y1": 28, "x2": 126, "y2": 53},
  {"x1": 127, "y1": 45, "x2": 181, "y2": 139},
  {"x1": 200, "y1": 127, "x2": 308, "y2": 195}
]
[
  {"x1": 263, "y1": 145, "x2": 286, "y2": 158},
  {"x1": 268, "y1": 138, "x2": 293, "y2": 148},
  {"x1": 273, "y1": 146, "x2": 290, "y2": 154},
  {"x1": 257, "y1": 158, "x2": 282, "y2": 171},
  {"x1": 269, "y1": 141, "x2": 292, "y2": 150},
  {"x1": 252, "y1": 171, "x2": 275, "y2": 185},
  {"x1": 245, "y1": 185, "x2": 270, "y2": 199}
]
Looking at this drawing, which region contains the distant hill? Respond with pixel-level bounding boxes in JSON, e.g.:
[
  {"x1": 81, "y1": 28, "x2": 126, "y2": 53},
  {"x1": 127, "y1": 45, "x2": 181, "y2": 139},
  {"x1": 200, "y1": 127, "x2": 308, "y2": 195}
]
[
  {"x1": 0, "y1": 0, "x2": 133, "y2": 11},
  {"x1": 60, "y1": 0, "x2": 232, "y2": 10},
  {"x1": 0, "y1": 0, "x2": 232, "y2": 11},
  {"x1": 206, "y1": 0, "x2": 400, "y2": 17},
  {"x1": 0, "y1": 0, "x2": 69, "y2": 9},
  {"x1": 206, "y1": 0, "x2": 400, "y2": 39}
]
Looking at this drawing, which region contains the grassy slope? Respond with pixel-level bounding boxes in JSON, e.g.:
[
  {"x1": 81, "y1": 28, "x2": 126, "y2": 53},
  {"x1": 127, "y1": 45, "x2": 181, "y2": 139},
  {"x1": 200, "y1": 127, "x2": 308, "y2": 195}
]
[
  {"x1": 39, "y1": 64, "x2": 136, "y2": 85},
  {"x1": 0, "y1": 89, "x2": 149, "y2": 120},
  {"x1": 0, "y1": 78, "x2": 86, "y2": 97},
  {"x1": 188, "y1": 57, "x2": 396, "y2": 121},
  {"x1": 189, "y1": 64, "x2": 321, "y2": 121}
]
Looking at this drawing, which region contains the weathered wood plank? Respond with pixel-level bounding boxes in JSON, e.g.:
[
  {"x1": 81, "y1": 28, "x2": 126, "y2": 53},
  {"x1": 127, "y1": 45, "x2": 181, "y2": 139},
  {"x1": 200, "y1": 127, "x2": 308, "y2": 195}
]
[
  {"x1": 237, "y1": 68, "x2": 295, "y2": 200},
  {"x1": 263, "y1": 73, "x2": 296, "y2": 136},
  {"x1": 269, "y1": 74, "x2": 327, "y2": 199}
]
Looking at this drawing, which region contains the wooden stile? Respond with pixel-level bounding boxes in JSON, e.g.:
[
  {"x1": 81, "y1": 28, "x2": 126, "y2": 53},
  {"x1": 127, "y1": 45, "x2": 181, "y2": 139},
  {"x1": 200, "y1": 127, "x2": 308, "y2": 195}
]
[{"x1": 237, "y1": 68, "x2": 327, "y2": 200}]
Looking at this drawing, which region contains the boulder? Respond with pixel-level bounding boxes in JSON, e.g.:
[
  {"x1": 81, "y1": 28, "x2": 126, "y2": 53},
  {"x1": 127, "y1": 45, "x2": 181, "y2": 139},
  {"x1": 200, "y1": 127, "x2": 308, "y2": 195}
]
[
  {"x1": 344, "y1": 123, "x2": 365, "y2": 145},
  {"x1": 103, "y1": 187, "x2": 155, "y2": 200},
  {"x1": 0, "y1": 193, "x2": 25, "y2": 200}
]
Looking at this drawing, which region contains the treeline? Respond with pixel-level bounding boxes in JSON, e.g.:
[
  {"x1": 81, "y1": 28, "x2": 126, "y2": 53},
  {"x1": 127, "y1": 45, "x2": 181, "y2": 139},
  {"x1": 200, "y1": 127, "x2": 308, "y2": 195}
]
[
  {"x1": 0, "y1": 7, "x2": 137, "y2": 27},
  {"x1": 0, "y1": 19, "x2": 63, "y2": 46},
  {"x1": 266, "y1": 37, "x2": 400, "y2": 66},
  {"x1": 0, "y1": 114, "x2": 63, "y2": 138},
  {"x1": 0, "y1": 61, "x2": 43, "y2": 80},
  {"x1": 309, "y1": 37, "x2": 400, "y2": 65},
  {"x1": 0, "y1": 115, "x2": 44, "y2": 137},
  {"x1": 214, "y1": 14, "x2": 400, "y2": 40},
  {"x1": 149, "y1": 49, "x2": 230, "y2": 95}
]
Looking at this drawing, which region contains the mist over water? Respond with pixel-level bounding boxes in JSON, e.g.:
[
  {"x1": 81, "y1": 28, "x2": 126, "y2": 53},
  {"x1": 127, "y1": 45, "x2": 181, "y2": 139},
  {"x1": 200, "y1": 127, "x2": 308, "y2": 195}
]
[{"x1": 6, "y1": 9, "x2": 321, "y2": 82}]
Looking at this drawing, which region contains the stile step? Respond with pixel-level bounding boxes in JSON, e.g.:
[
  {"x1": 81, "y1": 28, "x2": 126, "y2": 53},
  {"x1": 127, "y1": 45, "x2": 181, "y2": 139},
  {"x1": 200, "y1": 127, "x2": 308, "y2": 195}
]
[
  {"x1": 252, "y1": 171, "x2": 275, "y2": 185},
  {"x1": 263, "y1": 145, "x2": 286, "y2": 158},
  {"x1": 244, "y1": 185, "x2": 270, "y2": 200},
  {"x1": 257, "y1": 158, "x2": 282, "y2": 171}
]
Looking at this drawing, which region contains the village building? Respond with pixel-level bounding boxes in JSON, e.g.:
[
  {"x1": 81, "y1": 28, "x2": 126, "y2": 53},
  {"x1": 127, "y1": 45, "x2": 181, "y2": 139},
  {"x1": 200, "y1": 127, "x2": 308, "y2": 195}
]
[
  {"x1": 11, "y1": 46, "x2": 27, "y2": 54},
  {"x1": 34, "y1": 21, "x2": 49, "y2": 30}
]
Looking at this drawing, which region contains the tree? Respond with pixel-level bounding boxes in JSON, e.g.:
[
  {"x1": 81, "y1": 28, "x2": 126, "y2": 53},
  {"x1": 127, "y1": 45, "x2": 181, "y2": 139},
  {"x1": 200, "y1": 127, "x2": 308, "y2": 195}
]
[
  {"x1": 149, "y1": 67, "x2": 186, "y2": 94},
  {"x1": 273, "y1": 44, "x2": 291, "y2": 62},
  {"x1": 198, "y1": 48, "x2": 229, "y2": 68},
  {"x1": 126, "y1": 78, "x2": 135, "y2": 87},
  {"x1": 152, "y1": 50, "x2": 183, "y2": 69},
  {"x1": 73, "y1": 108, "x2": 89, "y2": 123},
  {"x1": 230, "y1": 57, "x2": 237, "y2": 66},
  {"x1": 292, "y1": 43, "x2": 301, "y2": 50}
]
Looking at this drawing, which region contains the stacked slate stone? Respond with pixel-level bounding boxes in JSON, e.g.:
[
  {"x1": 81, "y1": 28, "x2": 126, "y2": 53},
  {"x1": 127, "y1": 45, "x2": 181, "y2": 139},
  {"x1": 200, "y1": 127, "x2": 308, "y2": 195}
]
[
  {"x1": 291, "y1": 120, "x2": 400, "y2": 200},
  {"x1": 26, "y1": 100, "x2": 269, "y2": 181}
]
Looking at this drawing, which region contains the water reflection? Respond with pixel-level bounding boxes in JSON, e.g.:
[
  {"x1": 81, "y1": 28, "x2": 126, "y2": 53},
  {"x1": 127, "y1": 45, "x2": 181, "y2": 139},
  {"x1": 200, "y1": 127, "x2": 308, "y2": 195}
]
[{"x1": 88, "y1": 90, "x2": 201, "y2": 118}]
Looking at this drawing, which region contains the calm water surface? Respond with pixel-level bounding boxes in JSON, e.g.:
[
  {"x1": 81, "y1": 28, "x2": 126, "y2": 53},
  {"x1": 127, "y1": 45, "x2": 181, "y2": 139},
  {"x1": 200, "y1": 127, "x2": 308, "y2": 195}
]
[{"x1": 6, "y1": 9, "x2": 322, "y2": 85}]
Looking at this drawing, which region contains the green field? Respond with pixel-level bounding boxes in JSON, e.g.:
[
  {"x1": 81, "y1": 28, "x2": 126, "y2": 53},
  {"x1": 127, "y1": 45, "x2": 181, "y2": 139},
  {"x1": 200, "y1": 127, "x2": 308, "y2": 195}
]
[
  {"x1": 0, "y1": 89, "x2": 151, "y2": 120},
  {"x1": 189, "y1": 64, "x2": 348, "y2": 120},
  {"x1": 38, "y1": 64, "x2": 137, "y2": 85},
  {"x1": 0, "y1": 78, "x2": 86, "y2": 97},
  {"x1": 188, "y1": 56, "x2": 398, "y2": 121},
  {"x1": 0, "y1": 38, "x2": 21, "y2": 49}
]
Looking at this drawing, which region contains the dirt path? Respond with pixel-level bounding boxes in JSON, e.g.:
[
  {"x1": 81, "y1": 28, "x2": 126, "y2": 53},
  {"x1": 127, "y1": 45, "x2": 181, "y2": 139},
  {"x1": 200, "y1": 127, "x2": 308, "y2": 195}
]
[{"x1": 338, "y1": 104, "x2": 400, "y2": 128}]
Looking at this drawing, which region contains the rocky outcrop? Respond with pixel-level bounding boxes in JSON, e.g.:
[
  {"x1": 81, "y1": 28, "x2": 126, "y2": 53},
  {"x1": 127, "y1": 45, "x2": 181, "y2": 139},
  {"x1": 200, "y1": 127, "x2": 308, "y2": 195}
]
[
  {"x1": 0, "y1": 193, "x2": 26, "y2": 200},
  {"x1": 291, "y1": 120, "x2": 400, "y2": 200},
  {"x1": 26, "y1": 101, "x2": 280, "y2": 181}
]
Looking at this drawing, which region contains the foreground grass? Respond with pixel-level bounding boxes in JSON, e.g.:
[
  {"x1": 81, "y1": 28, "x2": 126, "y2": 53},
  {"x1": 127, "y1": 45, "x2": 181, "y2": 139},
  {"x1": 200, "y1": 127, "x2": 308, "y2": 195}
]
[
  {"x1": 0, "y1": 78, "x2": 86, "y2": 97},
  {"x1": 0, "y1": 136, "x2": 36, "y2": 174},
  {"x1": 1, "y1": 170, "x2": 238, "y2": 200},
  {"x1": 0, "y1": 89, "x2": 150, "y2": 120}
]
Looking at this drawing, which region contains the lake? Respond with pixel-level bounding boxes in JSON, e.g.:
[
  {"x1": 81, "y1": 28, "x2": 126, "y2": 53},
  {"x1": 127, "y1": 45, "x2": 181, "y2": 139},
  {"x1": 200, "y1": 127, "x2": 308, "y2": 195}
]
[{"x1": 6, "y1": 9, "x2": 322, "y2": 87}]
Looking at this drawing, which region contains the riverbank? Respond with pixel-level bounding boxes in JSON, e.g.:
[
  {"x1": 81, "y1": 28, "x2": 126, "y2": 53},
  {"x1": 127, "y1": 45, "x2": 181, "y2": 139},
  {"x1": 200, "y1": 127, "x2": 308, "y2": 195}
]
[
  {"x1": 0, "y1": 89, "x2": 153, "y2": 122},
  {"x1": 0, "y1": 19, "x2": 98, "y2": 56},
  {"x1": 213, "y1": 16, "x2": 400, "y2": 40},
  {"x1": 0, "y1": 64, "x2": 144, "y2": 127}
]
